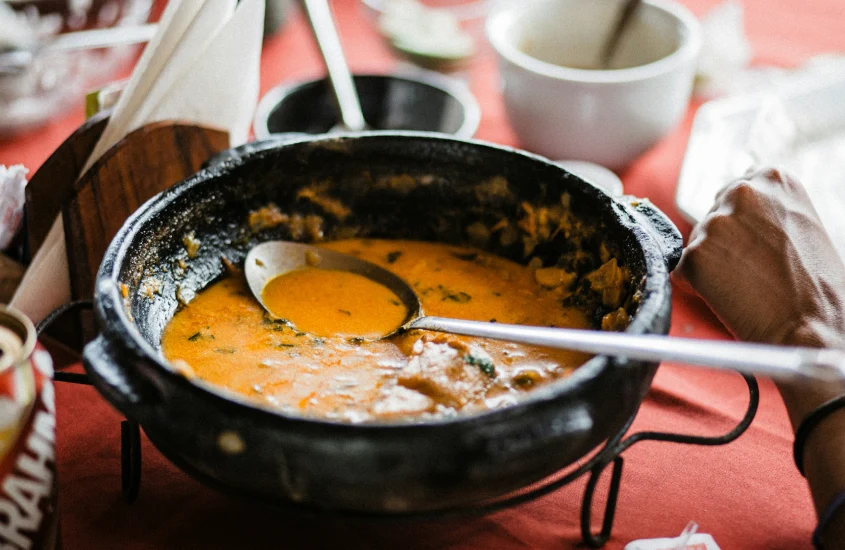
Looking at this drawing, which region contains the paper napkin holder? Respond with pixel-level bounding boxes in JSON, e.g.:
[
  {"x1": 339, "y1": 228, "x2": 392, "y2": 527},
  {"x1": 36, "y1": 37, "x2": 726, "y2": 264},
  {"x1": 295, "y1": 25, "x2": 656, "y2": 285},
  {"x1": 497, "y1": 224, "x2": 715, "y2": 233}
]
[{"x1": 24, "y1": 116, "x2": 229, "y2": 363}]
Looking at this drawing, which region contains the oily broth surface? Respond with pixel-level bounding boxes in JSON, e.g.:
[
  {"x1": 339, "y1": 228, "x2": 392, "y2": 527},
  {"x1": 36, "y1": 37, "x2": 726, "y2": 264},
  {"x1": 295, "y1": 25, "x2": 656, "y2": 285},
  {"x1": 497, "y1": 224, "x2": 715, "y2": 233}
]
[
  {"x1": 262, "y1": 268, "x2": 408, "y2": 338},
  {"x1": 161, "y1": 239, "x2": 592, "y2": 423}
]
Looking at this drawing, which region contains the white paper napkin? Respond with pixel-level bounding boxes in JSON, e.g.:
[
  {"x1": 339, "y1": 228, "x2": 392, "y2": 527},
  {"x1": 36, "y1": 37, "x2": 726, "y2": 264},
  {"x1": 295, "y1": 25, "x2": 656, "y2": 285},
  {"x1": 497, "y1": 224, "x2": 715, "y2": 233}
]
[{"x1": 141, "y1": 0, "x2": 264, "y2": 146}]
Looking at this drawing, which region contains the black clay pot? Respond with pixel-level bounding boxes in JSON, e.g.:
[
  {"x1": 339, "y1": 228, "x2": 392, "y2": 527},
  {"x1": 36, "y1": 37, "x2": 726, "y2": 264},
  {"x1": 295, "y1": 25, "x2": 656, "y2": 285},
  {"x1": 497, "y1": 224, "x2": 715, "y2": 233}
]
[{"x1": 82, "y1": 132, "x2": 682, "y2": 515}]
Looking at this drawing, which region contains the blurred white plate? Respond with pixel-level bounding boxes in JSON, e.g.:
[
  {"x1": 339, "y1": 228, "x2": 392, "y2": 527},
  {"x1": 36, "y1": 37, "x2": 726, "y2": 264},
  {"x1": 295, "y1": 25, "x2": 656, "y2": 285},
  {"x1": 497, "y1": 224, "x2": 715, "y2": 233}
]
[
  {"x1": 676, "y1": 62, "x2": 845, "y2": 261},
  {"x1": 556, "y1": 159, "x2": 624, "y2": 197}
]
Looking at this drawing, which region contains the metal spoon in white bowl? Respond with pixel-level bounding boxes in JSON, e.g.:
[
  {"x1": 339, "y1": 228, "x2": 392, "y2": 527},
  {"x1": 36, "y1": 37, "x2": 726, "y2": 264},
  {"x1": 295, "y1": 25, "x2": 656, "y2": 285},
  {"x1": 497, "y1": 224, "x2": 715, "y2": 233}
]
[
  {"x1": 301, "y1": 0, "x2": 369, "y2": 132},
  {"x1": 244, "y1": 241, "x2": 845, "y2": 385},
  {"x1": 0, "y1": 23, "x2": 157, "y2": 77},
  {"x1": 600, "y1": 0, "x2": 642, "y2": 68}
]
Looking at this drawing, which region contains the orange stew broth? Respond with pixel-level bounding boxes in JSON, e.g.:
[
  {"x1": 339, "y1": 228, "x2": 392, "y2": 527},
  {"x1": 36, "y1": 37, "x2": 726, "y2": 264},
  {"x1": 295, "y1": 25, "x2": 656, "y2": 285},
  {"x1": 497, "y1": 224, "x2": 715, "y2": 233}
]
[
  {"x1": 161, "y1": 239, "x2": 593, "y2": 423},
  {"x1": 262, "y1": 268, "x2": 408, "y2": 338}
]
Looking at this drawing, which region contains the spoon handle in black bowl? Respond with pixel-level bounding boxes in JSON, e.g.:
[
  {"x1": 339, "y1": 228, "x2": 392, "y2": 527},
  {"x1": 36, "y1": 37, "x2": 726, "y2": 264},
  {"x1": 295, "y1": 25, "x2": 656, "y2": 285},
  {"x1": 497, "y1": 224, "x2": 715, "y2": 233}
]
[{"x1": 301, "y1": 0, "x2": 368, "y2": 132}]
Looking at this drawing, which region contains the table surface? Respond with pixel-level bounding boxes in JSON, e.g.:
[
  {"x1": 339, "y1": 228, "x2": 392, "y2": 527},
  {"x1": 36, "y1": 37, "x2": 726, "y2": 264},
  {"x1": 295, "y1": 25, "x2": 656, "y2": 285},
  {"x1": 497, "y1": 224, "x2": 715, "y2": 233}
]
[{"x1": 2, "y1": 0, "x2": 845, "y2": 548}]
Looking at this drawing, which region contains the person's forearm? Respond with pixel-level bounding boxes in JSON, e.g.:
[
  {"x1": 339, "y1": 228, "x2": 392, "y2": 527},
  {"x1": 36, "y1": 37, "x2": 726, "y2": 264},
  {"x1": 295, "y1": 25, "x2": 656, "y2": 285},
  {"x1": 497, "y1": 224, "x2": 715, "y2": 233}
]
[
  {"x1": 671, "y1": 167, "x2": 845, "y2": 547},
  {"x1": 777, "y1": 325, "x2": 845, "y2": 548},
  {"x1": 777, "y1": 320, "x2": 845, "y2": 428},
  {"x1": 804, "y1": 417, "x2": 845, "y2": 549}
]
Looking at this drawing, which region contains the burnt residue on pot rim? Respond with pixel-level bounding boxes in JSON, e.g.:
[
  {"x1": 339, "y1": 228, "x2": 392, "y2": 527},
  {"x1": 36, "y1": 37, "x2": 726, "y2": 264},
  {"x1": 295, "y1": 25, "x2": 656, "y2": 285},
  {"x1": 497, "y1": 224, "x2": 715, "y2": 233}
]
[{"x1": 92, "y1": 131, "x2": 680, "y2": 431}]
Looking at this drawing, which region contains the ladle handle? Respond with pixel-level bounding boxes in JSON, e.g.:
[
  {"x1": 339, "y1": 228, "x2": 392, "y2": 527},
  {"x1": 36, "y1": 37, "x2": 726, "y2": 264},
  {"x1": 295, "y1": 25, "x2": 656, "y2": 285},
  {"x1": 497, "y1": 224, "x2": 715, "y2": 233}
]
[
  {"x1": 600, "y1": 0, "x2": 642, "y2": 68},
  {"x1": 302, "y1": 0, "x2": 368, "y2": 132},
  {"x1": 409, "y1": 317, "x2": 845, "y2": 384}
]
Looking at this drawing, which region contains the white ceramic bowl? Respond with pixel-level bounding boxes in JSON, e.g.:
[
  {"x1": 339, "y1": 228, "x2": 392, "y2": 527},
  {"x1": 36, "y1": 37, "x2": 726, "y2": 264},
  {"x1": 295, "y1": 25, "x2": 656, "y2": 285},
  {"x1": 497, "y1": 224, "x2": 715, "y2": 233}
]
[{"x1": 487, "y1": 0, "x2": 702, "y2": 170}]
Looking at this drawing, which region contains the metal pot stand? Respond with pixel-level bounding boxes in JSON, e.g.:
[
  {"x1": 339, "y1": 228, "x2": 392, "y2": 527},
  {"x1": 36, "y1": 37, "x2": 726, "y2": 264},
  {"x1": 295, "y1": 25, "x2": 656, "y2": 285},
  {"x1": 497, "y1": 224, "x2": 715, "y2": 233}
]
[{"x1": 42, "y1": 301, "x2": 759, "y2": 548}]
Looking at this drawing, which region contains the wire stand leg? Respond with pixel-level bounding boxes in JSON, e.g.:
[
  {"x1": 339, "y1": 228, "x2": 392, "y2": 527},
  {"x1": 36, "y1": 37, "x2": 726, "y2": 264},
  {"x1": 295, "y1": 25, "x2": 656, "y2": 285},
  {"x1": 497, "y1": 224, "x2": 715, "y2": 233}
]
[
  {"x1": 581, "y1": 456, "x2": 625, "y2": 548},
  {"x1": 39, "y1": 301, "x2": 144, "y2": 503},
  {"x1": 120, "y1": 420, "x2": 142, "y2": 503},
  {"x1": 578, "y1": 374, "x2": 759, "y2": 548}
]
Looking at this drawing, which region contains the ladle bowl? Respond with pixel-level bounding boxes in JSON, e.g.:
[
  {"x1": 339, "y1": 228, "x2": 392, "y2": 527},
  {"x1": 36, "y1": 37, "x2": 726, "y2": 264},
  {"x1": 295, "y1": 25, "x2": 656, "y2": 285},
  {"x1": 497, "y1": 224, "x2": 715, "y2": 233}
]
[{"x1": 245, "y1": 241, "x2": 422, "y2": 333}]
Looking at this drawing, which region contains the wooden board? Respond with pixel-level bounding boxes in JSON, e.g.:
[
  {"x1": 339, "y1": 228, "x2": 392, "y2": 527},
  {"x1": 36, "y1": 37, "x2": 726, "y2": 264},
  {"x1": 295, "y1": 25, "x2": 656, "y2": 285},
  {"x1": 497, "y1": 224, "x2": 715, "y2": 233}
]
[
  {"x1": 0, "y1": 253, "x2": 24, "y2": 304},
  {"x1": 62, "y1": 122, "x2": 229, "y2": 301},
  {"x1": 24, "y1": 111, "x2": 109, "y2": 259}
]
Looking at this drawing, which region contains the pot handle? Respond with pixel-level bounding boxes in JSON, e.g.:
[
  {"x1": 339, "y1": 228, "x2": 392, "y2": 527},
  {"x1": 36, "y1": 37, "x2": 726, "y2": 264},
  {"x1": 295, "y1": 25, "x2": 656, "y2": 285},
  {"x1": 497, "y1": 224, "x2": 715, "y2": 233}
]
[
  {"x1": 82, "y1": 334, "x2": 163, "y2": 418},
  {"x1": 625, "y1": 198, "x2": 683, "y2": 271}
]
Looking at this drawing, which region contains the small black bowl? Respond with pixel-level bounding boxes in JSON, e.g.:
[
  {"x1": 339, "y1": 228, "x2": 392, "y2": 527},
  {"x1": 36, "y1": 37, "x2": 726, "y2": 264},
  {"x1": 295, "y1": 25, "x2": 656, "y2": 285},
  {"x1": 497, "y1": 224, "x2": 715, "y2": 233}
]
[{"x1": 253, "y1": 72, "x2": 481, "y2": 139}]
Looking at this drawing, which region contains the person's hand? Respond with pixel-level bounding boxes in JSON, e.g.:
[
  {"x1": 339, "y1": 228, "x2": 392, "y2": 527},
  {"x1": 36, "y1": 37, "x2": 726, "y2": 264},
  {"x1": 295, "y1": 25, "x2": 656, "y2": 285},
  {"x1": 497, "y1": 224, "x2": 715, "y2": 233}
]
[
  {"x1": 674, "y1": 167, "x2": 845, "y2": 349},
  {"x1": 674, "y1": 167, "x2": 845, "y2": 430}
]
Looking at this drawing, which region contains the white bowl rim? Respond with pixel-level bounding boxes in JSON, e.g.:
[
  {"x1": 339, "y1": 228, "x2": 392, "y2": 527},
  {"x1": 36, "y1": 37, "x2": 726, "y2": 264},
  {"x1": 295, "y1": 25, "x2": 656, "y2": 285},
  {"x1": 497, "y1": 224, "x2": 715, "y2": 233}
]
[
  {"x1": 486, "y1": 0, "x2": 703, "y2": 84},
  {"x1": 361, "y1": 0, "x2": 489, "y2": 23}
]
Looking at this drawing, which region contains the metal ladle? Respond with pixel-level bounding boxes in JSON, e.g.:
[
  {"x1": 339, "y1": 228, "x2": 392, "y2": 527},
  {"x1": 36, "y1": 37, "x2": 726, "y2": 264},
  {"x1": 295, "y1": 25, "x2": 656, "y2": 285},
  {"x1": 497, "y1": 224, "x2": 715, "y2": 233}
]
[
  {"x1": 600, "y1": 0, "x2": 642, "y2": 69},
  {"x1": 245, "y1": 241, "x2": 845, "y2": 385},
  {"x1": 302, "y1": 0, "x2": 369, "y2": 132}
]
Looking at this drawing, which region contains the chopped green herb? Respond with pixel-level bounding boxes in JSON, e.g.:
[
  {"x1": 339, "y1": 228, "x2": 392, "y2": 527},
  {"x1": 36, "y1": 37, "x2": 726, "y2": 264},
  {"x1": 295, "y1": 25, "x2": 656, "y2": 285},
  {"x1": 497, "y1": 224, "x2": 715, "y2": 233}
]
[
  {"x1": 188, "y1": 332, "x2": 202, "y2": 341},
  {"x1": 464, "y1": 354, "x2": 496, "y2": 377},
  {"x1": 214, "y1": 347, "x2": 237, "y2": 354},
  {"x1": 443, "y1": 291, "x2": 472, "y2": 303},
  {"x1": 276, "y1": 343, "x2": 295, "y2": 348},
  {"x1": 489, "y1": 319, "x2": 497, "y2": 323},
  {"x1": 452, "y1": 251, "x2": 478, "y2": 262},
  {"x1": 295, "y1": 332, "x2": 306, "y2": 337},
  {"x1": 386, "y1": 251, "x2": 402, "y2": 264},
  {"x1": 347, "y1": 337, "x2": 365, "y2": 345},
  {"x1": 338, "y1": 309, "x2": 352, "y2": 316},
  {"x1": 311, "y1": 338, "x2": 325, "y2": 347},
  {"x1": 263, "y1": 315, "x2": 289, "y2": 326}
]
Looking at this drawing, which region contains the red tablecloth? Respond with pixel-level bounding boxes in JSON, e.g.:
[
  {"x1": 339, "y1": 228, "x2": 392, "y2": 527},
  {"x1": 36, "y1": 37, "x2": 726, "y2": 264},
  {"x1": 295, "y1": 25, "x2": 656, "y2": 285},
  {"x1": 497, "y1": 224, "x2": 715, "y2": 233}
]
[{"x1": 3, "y1": 0, "x2": 845, "y2": 547}]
